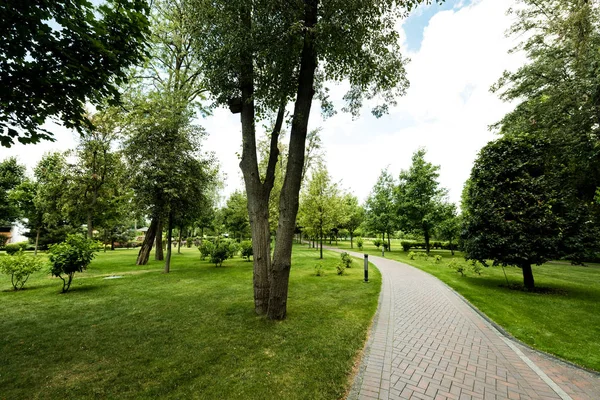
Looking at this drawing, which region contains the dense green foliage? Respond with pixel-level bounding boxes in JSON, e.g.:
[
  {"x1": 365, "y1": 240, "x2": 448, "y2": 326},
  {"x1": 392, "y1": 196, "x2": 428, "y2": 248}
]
[
  {"x1": 396, "y1": 149, "x2": 449, "y2": 253},
  {"x1": 49, "y1": 235, "x2": 101, "y2": 293},
  {"x1": 0, "y1": 0, "x2": 150, "y2": 146},
  {"x1": 0, "y1": 157, "x2": 25, "y2": 226},
  {"x1": 0, "y1": 250, "x2": 46, "y2": 290}
]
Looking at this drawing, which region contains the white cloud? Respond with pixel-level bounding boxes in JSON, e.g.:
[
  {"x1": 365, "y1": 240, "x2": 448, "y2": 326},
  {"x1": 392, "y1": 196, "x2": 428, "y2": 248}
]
[{"x1": 311, "y1": 0, "x2": 523, "y2": 205}]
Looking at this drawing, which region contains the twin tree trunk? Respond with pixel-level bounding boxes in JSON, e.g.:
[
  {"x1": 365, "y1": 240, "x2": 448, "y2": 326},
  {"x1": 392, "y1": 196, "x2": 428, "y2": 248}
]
[
  {"x1": 136, "y1": 217, "x2": 159, "y2": 265},
  {"x1": 155, "y1": 219, "x2": 164, "y2": 261},
  {"x1": 238, "y1": 0, "x2": 318, "y2": 320}
]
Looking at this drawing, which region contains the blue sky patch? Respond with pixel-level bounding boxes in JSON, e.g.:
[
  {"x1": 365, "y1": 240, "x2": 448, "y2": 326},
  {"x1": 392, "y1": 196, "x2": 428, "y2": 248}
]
[{"x1": 403, "y1": 0, "x2": 474, "y2": 52}]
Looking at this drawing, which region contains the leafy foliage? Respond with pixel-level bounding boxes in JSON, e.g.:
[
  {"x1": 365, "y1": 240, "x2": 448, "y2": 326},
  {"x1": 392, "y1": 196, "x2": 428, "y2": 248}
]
[
  {"x1": 48, "y1": 235, "x2": 101, "y2": 293},
  {"x1": 210, "y1": 242, "x2": 230, "y2": 267},
  {"x1": 0, "y1": 157, "x2": 25, "y2": 226},
  {"x1": 199, "y1": 241, "x2": 215, "y2": 261},
  {"x1": 365, "y1": 169, "x2": 396, "y2": 247},
  {"x1": 0, "y1": 0, "x2": 150, "y2": 147},
  {"x1": 340, "y1": 252, "x2": 353, "y2": 269},
  {"x1": 0, "y1": 250, "x2": 46, "y2": 290},
  {"x1": 240, "y1": 241, "x2": 253, "y2": 261},
  {"x1": 396, "y1": 149, "x2": 449, "y2": 253}
]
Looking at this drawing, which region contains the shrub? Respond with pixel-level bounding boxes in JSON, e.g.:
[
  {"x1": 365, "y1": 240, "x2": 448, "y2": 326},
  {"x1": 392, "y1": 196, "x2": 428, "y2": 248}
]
[
  {"x1": 408, "y1": 251, "x2": 416, "y2": 260},
  {"x1": 0, "y1": 250, "x2": 46, "y2": 290},
  {"x1": 401, "y1": 241, "x2": 412, "y2": 252},
  {"x1": 240, "y1": 241, "x2": 253, "y2": 261},
  {"x1": 199, "y1": 241, "x2": 215, "y2": 260},
  {"x1": 4, "y1": 244, "x2": 21, "y2": 255},
  {"x1": 416, "y1": 251, "x2": 428, "y2": 261},
  {"x1": 383, "y1": 242, "x2": 389, "y2": 251},
  {"x1": 210, "y1": 243, "x2": 229, "y2": 267},
  {"x1": 435, "y1": 255, "x2": 442, "y2": 264},
  {"x1": 186, "y1": 238, "x2": 193, "y2": 248},
  {"x1": 433, "y1": 241, "x2": 442, "y2": 249},
  {"x1": 356, "y1": 237, "x2": 363, "y2": 250},
  {"x1": 336, "y1": 264, "x2": 345, "y2": 275},
  {"x1": 372, "y1": 239, "x2": 382, "y2": 248},
  {"x1": 470, "y1": 260, "x2": 483, "y2": 275},
  {"x1": 49, "y1": 235, "x2": 101, "y2": 293},
  {"x1": 228, "y1": 242, "x2": 240, "y2": 258},
  {"x1": 447, "y1": 258, "x2": 465, "y2": 276},
  {"x1": 315, "y1": 263, "x2": 324, "y2": 276},
  {"x1": 340, "y1": 252, "x2": 353, "y2": 268},
  {"x1": 0, "y1": 235, "x2": 7, "y2": 249}
]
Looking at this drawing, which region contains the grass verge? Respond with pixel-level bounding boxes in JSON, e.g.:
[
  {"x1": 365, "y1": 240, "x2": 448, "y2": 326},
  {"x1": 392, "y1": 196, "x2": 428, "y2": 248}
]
[
  {"x1": 0, "y1": 244, "x2": 380, "y2": 399},
  {"x1": 326, "y1": 238, "x2": 600, "y2": 372}
]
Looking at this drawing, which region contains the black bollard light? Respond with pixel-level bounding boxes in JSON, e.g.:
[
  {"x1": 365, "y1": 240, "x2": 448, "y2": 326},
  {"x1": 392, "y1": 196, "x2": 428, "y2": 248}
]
[{"x1": 364, "y1": 254, "x2": 369, "y2": 283}]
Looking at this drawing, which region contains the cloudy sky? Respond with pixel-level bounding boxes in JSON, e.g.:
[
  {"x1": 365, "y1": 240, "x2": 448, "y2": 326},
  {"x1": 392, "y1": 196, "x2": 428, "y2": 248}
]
[{"x1": 1, "y1": 0, "x2": 524, "y2": 207}]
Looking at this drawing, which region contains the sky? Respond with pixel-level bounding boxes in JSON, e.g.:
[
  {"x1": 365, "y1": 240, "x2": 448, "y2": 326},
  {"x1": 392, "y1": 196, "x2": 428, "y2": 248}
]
[{"x1": 1, "y1": 0, "x2": 524, "y2": 207}]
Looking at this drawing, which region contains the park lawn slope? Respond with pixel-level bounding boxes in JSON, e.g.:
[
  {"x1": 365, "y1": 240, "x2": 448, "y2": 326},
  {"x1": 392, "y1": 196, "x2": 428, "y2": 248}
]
[
  {"x1": 0, "y1": 245, "x2": 381, "y2": 399},
  {"x1": 330, "y1": 239, "x2": 600, "y2": 372}
]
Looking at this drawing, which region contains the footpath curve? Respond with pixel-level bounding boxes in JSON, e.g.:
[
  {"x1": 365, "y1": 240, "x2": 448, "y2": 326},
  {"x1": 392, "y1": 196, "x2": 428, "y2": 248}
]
[{"x1": 329, "y1": 249, "x2": 600, "y2": 400}]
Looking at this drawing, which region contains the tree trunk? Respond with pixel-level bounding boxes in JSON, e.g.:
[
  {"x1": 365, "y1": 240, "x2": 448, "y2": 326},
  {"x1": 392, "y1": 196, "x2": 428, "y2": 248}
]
[
  {"x1": 155, "y1": 219, "x2": 164, "y2": 261},
  {"x1": 165, "y1": 213, "x2": 173, "y2": 273},
  {"x1": 136, "y1": 218, "x2": 158, "y2": 265},
  {"x1": 177, "y1": 225, "x2": 182, "y2": 254},
  {"x1": 87, "y1": 211, "x2": 94, "y2": 240},
  {"x1": 521, "y1": 263, "x2": 535, "y2": 290},
  {"x1": 319, "y1": 230, "x2": 323, "y2": 259},
  {"x1": 424, "y1": 229, "x2": 431, "y2": 254},
  {"x1": 449, "y1": 239, "x2": 455, "y2": 256},
  {"x1": 268, "y1": 0, "x2": 319, "y2": 320},
  {"x1": 34, "y1": 227, "x2": 40, "y2": 256},
  {"x1": 387, "y1": 231, "x2": 391, "y2": 252},
  {"x1": 247, "y1": 201, "x2": 272, "y2": 314},
  {"x1": 350, "y1": 232, "x2": 353, "y2": 249}
]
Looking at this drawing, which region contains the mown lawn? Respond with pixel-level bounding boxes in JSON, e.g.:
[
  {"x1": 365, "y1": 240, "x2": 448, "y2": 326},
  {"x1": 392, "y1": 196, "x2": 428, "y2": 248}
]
[
  {"x1": 0, "y1": 244, "x2": 380, "y2": 399},
  {"x1": 328, "y1": 238, "x2": 600, "y2": 372}
]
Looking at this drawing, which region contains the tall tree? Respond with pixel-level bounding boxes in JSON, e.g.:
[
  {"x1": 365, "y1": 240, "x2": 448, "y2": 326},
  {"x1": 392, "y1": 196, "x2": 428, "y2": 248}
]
[
  {"x1": 222, "y1": 191, "x2": 251, "y2": 241},
  {"x1": 365, "y1": 169, "x2": 397, "y2": 251},
  {"x1": 187, "y1": 0, "x2": 435, "y2": 319},
  {"x1": 124, "y1": 0, "x2": 211, "y2": 266},
  {"x1": 436, "y1": 203, "x2": 460, "y2": 256},
  {"x1": 340, "y1": 194, "x2": 365, "y2": 249},
  {"x1": 462, "y1": 135, "x2": 565, "y2": 290},
  {"x1": 11, "y1": 179, "x2": 44, "y2": 254},
  {"x1": 0, "y1": 0, "x2": 149, "y2": 147},
  {"x1": 0, "y1": 157, "x2": 25, "y2": 226},
  {"x1": 396, "y1": 149, "x2": 448, "y2": 254},
  {"x1": 492, "y1": 0, "x2": 600, "y2": 263},
  {"x1": 298, "y1": 166, "x2": 343, "y2": 259}
]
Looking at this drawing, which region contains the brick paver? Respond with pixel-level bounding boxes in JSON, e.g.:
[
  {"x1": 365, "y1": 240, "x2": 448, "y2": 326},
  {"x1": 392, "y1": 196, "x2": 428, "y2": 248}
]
[{"x1": 341, "y1": 252, "x2": 600, "y2": 400}]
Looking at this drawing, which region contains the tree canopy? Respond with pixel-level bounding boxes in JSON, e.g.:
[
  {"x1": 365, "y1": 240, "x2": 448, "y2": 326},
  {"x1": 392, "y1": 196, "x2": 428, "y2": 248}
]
[{"x1": 0, "y1": 0, "x2": 150, "y2": 147}]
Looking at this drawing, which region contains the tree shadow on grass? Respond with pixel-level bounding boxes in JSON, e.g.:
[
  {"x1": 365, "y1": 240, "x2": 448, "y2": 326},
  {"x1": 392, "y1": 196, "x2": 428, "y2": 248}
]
[{"x1": 498, "y1": 283, "x2": 568, "y2": 296}]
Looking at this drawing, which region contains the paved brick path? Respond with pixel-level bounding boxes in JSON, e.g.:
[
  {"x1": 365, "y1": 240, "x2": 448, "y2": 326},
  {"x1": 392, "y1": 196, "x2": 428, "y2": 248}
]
[{"x1": 338, "y1": 251, "x2": 600, "y2": 400}]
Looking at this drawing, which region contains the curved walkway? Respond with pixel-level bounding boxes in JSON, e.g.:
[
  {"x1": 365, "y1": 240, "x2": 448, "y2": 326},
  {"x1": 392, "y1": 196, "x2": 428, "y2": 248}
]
[{"x1": 334, "y1": 250, "x2": 600, "y2": 400}]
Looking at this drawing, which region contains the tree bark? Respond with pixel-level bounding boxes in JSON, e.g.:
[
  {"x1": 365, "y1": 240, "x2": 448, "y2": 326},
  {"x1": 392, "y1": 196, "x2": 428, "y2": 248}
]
[
  {"x1": 177, "y1": 225, "x2": 183, "y2": 254},
  {"x1": 155, "y1": 219, "x2": 164, "y2": 261},
  {"x1": 136, "y1": 217, "x2": 158, "y2": 265},
  {"x1": 449, "y1": 239, "x2": 455, "y2": 256},
  {"x1": 521, "y1": 263, "x2": 535, "y2": 290},
  {"x1": 268, "y1": 0, "x2": 319, "y2": 320},
  {"x1": 387, "y1": 231, "x2": 391, "y2": 252},
  {"x1": 34, "y1": 227, "x2": 40, "y2": 256},
  {"x1": 350, "y1": 232, "x2": 353, "y2": 249},
  {"x1": 165, "y1": 213, "x2": 173, "y2": 273},
  {"x1": 319, "y1": 230, "x2": 323, "y2": 259},
  {"x1": 87, "y1": 211, "x2": 94, "y2": 240},
  {"x1": 424, "y1": 228, "x2": 431, "y2": 254}
]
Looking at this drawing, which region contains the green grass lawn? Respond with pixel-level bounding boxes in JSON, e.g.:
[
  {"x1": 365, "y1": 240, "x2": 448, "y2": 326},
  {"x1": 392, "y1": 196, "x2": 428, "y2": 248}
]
[
  {"x1": 327, "y1": 238, "x2": 600, "y2": 372},
  {"x1": 0, "y1": 245, "x2": 381, "y2": 399}
]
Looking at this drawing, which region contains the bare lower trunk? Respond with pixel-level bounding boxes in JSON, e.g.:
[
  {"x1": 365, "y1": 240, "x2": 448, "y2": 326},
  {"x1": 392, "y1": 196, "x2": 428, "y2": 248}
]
[
  {"x1": 387, "y1": 231, "x2": 391, "y2": 252},
  {"x1": 319, "y1": 231, "x2": 323, "y2": 259},
  {"x1": 268, "y1": 0, "x2": 318, "y2": 320},
  {"x1": 449, "y1": 239, "x2": 455, "y2": 256},
  {"x1": 350, "y1": 232, "x2": 353, "y2": 249},
  {"x1": 155, "y1": 219, "x2": 164, "y2": 261},
  {"x1": 248, "y1": 202, "x2": 271, "y2": 314},
  {"x1": 424, "y1": 229, "x2": 430, "y2": 254},
  {"x1": 177, "y1": 225, "x2": 182, "y2": 254},
  {"x1": 34, "y1": 228, "x2": 40, "y2": 256},
  {"x1": 165, "y1": 214, "x2": 173, "y2": 273},
  {"x1": 521, "y1": 263, "x2": 535, "y2": 290},
  {"x1": 136, "y1": 218, "x2": 158, "y2": 265},
  {"x1": 87, "y1": 212, "x2": 93, "y2": 239}
]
